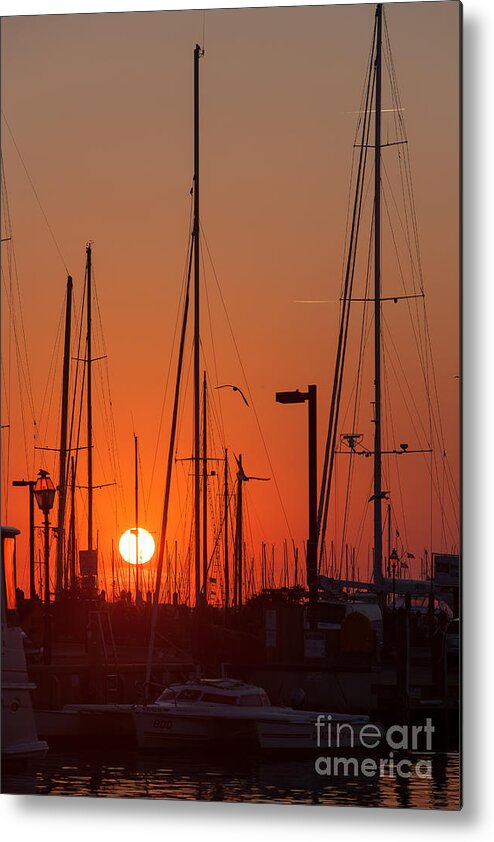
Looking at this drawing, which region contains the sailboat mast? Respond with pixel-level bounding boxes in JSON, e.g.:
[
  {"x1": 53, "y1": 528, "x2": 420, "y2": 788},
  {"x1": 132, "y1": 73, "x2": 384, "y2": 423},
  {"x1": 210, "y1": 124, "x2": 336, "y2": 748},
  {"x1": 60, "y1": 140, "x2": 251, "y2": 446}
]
[
  {"x1": 135, "y1": 433, "x2": 139, "y2": 602},
  {"x1": 373, "y1": 3, "x2": 384, "y2": 588},
  {"x1": 235, "y1": 454, "x2": 243, "y2": 608},
  {"x1": 224, "y1": 448, "x2": 229, "y2": 612},
  {"x1": 202, "y1": 370, "x2": 208, "y2": 604},
  {"x1": 55, "y1": 274, "x2": 73, "y2": 594},
  {"x1": 86, "y1": 243, "x2": 94, "y2": 557},
  {"x1": 69, "y1": 456, "x2": 76, "y2": 588},
  {"x1": 193, "y1": 43, "x2": 202, "y2": 608}
]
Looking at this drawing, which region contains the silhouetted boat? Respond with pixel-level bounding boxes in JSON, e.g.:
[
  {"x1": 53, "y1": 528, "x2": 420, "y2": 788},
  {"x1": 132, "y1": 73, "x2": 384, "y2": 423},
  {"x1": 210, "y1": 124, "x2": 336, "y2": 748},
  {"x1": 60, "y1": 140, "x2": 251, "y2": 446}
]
[
  {"x1": 1, "y1": 525, "x2": 48, "y2": 761},
  {"x1": 133, "y1": 679, "x2": 371, "y2": 751}
]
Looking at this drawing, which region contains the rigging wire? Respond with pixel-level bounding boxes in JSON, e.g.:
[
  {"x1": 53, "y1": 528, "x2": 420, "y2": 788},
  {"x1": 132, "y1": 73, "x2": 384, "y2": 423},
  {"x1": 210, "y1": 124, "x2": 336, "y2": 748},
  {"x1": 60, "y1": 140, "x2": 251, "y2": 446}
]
[
  {"x1": 1, "y1": 112, "x2": 69, "y2": 274},
  {"x1": 199, "y1": 221, "x2": 295, "y2": 546},
  {"x1": 145, "y1": 196, "x2": 194, "y2": 516},
  {"x1": 318, "y1": 22, "x2": 376, "y2": 562}
]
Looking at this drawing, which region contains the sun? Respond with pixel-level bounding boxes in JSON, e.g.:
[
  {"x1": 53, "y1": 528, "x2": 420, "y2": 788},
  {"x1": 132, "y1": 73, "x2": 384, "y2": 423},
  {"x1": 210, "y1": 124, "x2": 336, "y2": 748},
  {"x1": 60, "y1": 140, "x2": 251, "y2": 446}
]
[{"x1": 119, "y1": 527, "x2": 155, "y2": 565}]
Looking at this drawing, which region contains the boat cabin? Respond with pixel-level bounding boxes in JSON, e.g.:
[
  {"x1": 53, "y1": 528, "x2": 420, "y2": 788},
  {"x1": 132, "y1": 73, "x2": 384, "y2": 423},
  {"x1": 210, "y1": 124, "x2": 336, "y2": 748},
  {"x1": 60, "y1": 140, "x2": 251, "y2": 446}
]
[{"x1": 155, "y1": 679, "x2": 271, "y2": 708}]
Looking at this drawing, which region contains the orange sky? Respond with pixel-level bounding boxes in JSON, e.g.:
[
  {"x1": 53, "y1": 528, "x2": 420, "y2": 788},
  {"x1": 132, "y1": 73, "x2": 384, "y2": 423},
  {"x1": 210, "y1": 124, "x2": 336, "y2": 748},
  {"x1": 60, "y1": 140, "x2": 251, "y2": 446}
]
[{"x1": 1, "y1": 2, "x2": 460, "y2": 599}]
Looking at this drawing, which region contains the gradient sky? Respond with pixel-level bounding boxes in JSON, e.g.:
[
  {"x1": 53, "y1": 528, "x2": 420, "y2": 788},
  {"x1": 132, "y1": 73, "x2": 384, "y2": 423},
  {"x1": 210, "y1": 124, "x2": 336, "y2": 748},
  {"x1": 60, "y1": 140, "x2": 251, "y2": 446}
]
[{"x1": 1, "y1": 2, "x2": 460, "y2": 597}]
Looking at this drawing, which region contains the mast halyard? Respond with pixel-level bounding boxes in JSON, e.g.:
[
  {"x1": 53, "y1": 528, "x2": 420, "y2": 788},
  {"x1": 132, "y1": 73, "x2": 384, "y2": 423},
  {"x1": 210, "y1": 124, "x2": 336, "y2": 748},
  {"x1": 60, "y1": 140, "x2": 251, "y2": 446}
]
[
  {"x1": 224, "y1": 448, "x2": 229, "y2": 612},
  {"x1": 202, "y1": 370, "x2": 208, "y2": 605},
  {"x1": 373, "y1": 3, "x2": 384, "y2": 589},
  {"x1": 135, "y1": 433, "x2": 139, "y2": 602},
  {"x1": 55, "y1": 274, "x2": 73, "y2": 594},
  {"x1": 86, "y1": 243, "x2": 94, "y2": 558}
]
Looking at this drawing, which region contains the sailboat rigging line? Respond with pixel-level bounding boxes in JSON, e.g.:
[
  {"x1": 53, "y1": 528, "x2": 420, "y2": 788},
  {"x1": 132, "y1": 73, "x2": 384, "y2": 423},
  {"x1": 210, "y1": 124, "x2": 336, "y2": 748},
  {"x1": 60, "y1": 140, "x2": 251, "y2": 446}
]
[
  {"x1": 317, "y1": 15, "x2": 376, "y2": 559},
  {"x1": 339, "y1": 14, "x2": 377, "y2": 285},
  {"x1": 1, "y1": 161, "x2": 13, "y2": 505},
  {"x1": 199, "y1": 222, "x2": 294, "y2": 544},
  {"x1": 198, "y1": 337, "x2": 228, "y2": 454},
  {"x1": 381, "y1": 338, "x2": 409, "y2": 553},
  {"x1": 381, "y1": 318, "x2": 458, "y2": 541},
  {"x1": 200, "y1": 238, "x2": 226, "y2": 446},
  {"x1": 381, "y1": 182, "x2": 429, "y2": 382},
  {"x1": 138, "y1": 444, "x2": 148, "y2": 523},
  {"x1": 381, "y1": 159, "x2": 421, "y2": 293},
  {"x1": 1, "y1": 158, "x2": 37, "y2": 428},
  {"x1": 204, "y1": 486, "x2": 236, "y2": 577},
  {"x1": 91, "y1": 273, "x2": 127, "y2": 524},
  {"x1": 1, "y1": 112, "x2": 69, "y2": 274},
  {"x1": 339, "y1": 220, "x2": 374, "y2": 437},
  {"x1": 65, "y1": 264, "x2": 87, "y2": 495},
  {"x1": 384, "y1": 10, "x2": 440, "y2": 561},
  {"x1": 0, "y1": 272, "x2": 31, "y2": 478},
  {"x1": 37, "y1": 297, "x2": 65, "y2": 454},
  {"x1": 424, "y1": 318, "x2": 459, "y2": 504},
  {"x1": 336, "y1": 212, "x2": 375, "y2": 573},
  {"x1": 383, "y1": 18, "x2": 425, "y2": 293},
  {"x1": 69, "y1": 261, "x2": 91, "y2": 560},
  {"x1": 380, "y1": 33, "x2": 455, "y2": 545},
  {"x1": 354, "y1": 476, "x2": 374, "y2": 568},
  {"x1": 145, "y1": 226, "x2": 194, "y2": 693},
  {"x1": 145, "y1": 197, "x2": 194, "y2": 516}
]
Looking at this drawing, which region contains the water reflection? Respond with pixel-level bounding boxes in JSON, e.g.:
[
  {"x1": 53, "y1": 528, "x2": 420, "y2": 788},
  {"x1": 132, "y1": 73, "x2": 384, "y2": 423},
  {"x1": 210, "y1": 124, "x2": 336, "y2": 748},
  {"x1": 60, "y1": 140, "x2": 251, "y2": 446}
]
[{"x1": 2, "y1": 749, "x2": 460, "y2": 809}]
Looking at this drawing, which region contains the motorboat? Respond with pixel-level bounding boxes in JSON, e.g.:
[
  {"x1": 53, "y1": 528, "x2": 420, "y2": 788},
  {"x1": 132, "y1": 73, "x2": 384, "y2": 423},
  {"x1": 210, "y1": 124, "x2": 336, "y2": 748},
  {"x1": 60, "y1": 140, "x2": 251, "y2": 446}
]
[{"x1": 132, "y1": 678, "x2": 373, "y2": 750}]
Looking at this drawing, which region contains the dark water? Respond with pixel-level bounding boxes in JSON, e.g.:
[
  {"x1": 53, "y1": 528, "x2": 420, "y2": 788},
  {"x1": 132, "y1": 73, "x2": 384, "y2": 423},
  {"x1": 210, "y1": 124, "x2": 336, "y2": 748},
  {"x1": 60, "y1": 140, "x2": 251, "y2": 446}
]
[{"x1": 2, "y1": 749, "x2": 460, "y2": 809}]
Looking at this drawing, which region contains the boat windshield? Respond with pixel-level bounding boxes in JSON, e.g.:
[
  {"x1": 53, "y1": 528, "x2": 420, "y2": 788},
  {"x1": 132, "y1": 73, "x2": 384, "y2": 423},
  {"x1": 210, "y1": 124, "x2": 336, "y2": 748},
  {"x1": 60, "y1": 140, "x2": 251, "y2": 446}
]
[
  {"x1": 201, "y1": 692, "x2": 238, "y2": 705},
  {"x1": 156, "y1": 689, "x2": 178, "y2": 703},
  {"x1": 177, "y1": 689, "x2": 202, "y2": 702},
  {"x1": 237, "y1": 692, "x2": 271, "y2": 707}
]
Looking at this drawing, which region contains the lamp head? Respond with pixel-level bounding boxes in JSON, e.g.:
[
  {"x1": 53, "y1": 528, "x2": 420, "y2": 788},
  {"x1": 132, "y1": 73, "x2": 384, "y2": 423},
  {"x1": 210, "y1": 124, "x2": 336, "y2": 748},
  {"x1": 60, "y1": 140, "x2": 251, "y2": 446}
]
[{"x1": 33, "y1": 469, "x2": 56, "y2": 515}]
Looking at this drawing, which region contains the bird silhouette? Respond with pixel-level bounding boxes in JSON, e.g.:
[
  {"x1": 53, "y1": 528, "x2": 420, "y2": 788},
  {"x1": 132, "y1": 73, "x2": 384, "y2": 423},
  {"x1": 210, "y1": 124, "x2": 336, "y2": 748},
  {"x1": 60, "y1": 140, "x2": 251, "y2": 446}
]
[
  {"x1": 234, "y1": 454, "x2": 270, "y2": 482},
  {"x1": 368, "y1": 491, "x2": 389, "y2": 502},
  {"x1": 215, "y1": 384, "x2": 249, "y2": 406}
]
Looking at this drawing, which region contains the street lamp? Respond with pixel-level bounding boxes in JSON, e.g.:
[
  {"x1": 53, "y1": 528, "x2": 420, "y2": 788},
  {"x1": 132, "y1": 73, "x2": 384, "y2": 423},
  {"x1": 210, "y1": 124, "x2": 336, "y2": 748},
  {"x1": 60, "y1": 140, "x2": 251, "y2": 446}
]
[
  {"x1": 275, "y1": 386, "x2": 318, "y2": 627},
  {"x1": 12, "y1": 478, "x2": 36, "y2": 599},
  {"x1": 34, "y1": 469, "x2": 56, "y2": 664},
  {"x1": 390, "y1": 547, "x2": 399, "y2": 611}
]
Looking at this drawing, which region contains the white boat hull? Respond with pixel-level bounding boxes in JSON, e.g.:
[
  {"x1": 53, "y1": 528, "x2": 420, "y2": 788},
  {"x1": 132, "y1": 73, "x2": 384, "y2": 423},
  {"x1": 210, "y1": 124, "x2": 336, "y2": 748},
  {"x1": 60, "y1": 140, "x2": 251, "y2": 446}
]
[
  {"x1": 255, "y1": 719, "x2": 381, "y2": 751},
  {"x1": 1, "y1": 625, "x2": 48, "y2": 761}
]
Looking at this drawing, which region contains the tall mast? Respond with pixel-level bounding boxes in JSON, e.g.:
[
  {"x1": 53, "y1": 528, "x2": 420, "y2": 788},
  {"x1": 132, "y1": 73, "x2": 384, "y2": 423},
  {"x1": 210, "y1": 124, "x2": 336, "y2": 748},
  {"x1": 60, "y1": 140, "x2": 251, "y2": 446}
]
[
  {"x1": 135, "y1": 433, "x2": 139, "y2": 602},
  {"x1": 86, "y1": 243, "x2": 94, "y2": 556},
  {"x1": 202, "y1": 370, "x2": 208, "y2": 604},
  {"x1": 55, "y1": 274, "x2": 73, "y2": 595},
  {"x1": 373, "y1": 4, "x2": 384, "y2": 588},
  {"x1": 224, "y1": 448, "x2": 229, "y2": 612},
  {"x1": 69, "y1": 456, "x2": 76, "y2": 588},
  {"x1": 235, "y1": 454, "x2": 243, "y2": 608},
  {"x1": 193, "y1": 44, "x2": 202, "y2": 608}
]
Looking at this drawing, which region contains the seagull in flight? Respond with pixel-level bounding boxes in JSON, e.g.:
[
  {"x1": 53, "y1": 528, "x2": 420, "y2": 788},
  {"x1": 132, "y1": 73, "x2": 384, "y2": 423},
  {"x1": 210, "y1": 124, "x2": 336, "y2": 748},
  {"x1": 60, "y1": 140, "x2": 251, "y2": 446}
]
[
  {"x1": 234, "y1": 454, "x2": 270, "y2": 483},
  {"x1": 216, "y1": 384, "x2": 249, "y2": 406},
  {"x1": 368, "y1": 491, "x2": 390, "y2": 503}
]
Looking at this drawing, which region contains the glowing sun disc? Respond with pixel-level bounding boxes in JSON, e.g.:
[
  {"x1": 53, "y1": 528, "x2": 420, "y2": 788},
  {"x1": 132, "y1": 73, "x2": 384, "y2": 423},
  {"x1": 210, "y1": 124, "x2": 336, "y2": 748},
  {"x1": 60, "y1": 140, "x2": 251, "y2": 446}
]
[{"x1": 119, "y1": 527, "x2": 155, "y2": 565}]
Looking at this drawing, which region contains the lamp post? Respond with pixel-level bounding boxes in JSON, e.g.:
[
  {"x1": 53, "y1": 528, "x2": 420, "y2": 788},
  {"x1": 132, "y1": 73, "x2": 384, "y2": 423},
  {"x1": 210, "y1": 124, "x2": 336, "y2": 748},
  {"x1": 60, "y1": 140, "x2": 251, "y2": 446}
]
[
  {"x1": 34, "y1": 469, "x2": 56, "y2": 664},
  {"x1": 390, "y1": 547, "x2": 399, "y2": 611},
  {"x1": 12, "y1": 479, "x2": 36, "y2": 600},
  {"x1": 275, "y1": 386, "x2": 317, "y2": 627}
]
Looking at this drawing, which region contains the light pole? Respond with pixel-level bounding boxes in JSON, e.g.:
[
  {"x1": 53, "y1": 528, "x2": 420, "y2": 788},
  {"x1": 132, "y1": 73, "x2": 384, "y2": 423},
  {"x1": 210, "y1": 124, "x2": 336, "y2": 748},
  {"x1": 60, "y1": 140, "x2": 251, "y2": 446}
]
[
  {"x1": 12, "y1": 479, "x2": 36, "y2": 600},
  {"x1": 34, "y1": 469, "x2": 56, "y2": 664},
  {"x1": 390, "y1": 547, "x2": 399, "y2": 611},
  {"x1": 275, "y1": 386, "x2": 317, "y2": 627}
]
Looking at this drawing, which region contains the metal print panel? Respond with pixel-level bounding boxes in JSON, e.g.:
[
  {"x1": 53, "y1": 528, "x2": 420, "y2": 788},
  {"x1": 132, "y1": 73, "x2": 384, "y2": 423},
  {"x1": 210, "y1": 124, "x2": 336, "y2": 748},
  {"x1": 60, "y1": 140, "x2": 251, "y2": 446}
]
[{"x1": 1, "y1": 1, "x2": 461, "y2": 808}]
